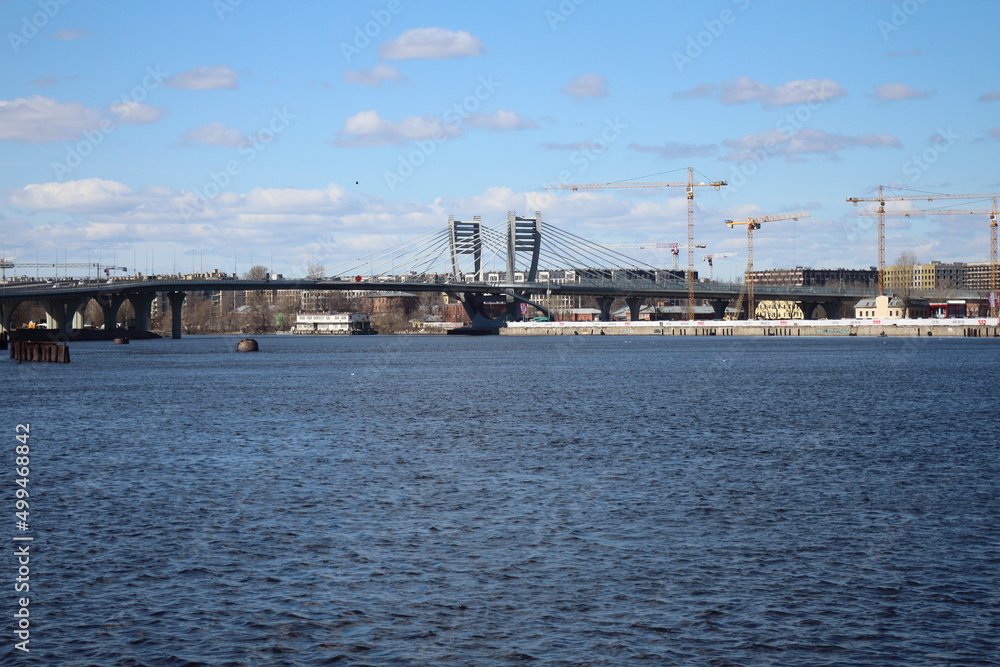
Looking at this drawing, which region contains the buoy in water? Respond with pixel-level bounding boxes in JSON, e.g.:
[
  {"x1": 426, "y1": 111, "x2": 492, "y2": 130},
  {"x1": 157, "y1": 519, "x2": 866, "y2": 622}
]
[
  {"x1": 113, "y1": 337, "x2": 129, "y2": 345},
  {"x1": 237, "y1": 338, "x2": 259, "y2": 352}
]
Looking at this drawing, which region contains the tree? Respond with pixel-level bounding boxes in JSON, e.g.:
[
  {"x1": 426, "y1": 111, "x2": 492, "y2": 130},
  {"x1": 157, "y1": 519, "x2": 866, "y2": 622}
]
[{"x1": 244, "y1": 265, "x2": 269, "y2": 280}]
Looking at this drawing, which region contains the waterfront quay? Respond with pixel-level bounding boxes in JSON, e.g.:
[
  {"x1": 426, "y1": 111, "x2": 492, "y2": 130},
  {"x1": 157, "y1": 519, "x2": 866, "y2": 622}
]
[{"x1": 504, "y1": 318, "x2": 1000, "y2": 338}]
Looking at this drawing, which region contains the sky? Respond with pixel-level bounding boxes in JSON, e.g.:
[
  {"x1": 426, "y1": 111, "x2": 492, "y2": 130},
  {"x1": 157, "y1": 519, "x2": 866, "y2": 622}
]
[{"x1": 1, "y1": 0, "x2": 998, "y2": 282}]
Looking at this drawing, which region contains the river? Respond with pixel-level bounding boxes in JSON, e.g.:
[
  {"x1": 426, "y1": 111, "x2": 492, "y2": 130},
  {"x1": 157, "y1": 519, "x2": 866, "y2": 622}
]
[{"x1": 3, "y1": 334, "x2": 998, "y2": 665}]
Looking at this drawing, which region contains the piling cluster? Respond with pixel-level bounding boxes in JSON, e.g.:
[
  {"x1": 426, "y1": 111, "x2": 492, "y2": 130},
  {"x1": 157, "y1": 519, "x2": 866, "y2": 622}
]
[{"x1": 9, "y1": 341, "x2": 71, "y2": 364}]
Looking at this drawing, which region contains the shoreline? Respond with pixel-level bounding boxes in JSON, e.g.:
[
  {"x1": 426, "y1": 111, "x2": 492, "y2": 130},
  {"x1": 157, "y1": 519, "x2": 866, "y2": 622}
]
[{"x1": 503, "y1": 318, "x2": 1000, "y2": 338}]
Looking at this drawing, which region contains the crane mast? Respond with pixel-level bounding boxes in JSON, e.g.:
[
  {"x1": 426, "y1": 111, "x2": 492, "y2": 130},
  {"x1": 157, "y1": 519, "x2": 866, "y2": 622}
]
[
  {"x1": 701, "y1": 252, "x2": 738, "y2": 281},
  {"x1": 547, "y1": 167, "x2": 726, "y2": 319},
  {"x1": 861, "y1": 197, "x2": 999, "y2": 317},
  {"x1": 725, "y1": 211, "x2": 810, "y2": 319},
  {"x1": 846, "y1": 188, "x2": 999, "y2": 297}
]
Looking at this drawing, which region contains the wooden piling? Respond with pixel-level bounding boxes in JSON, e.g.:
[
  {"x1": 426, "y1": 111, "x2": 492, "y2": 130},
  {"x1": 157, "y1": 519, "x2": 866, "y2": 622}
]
[{"x1": 9, "y1": 340, "x2": 70, "y2": 364}]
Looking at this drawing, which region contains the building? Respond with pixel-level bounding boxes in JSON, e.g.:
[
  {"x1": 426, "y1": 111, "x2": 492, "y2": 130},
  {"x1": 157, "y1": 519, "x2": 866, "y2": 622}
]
[
  {"x1": 749, "y1": 267, "x2": 878, "y2": 288},
  {"x1": 359, "y1": 291, "x2": 420, "y2": 315},
  {"x1": 929, "y1": 300, "x2": 969, "y2": 318},
  {"x1": 854, "y1": 295, "x2": 930, "y2": 319},
  {"x1": 292, "y1": 312, "x2": 373, "y2": 334},
  {"x1": 962, "y1": 262, "x2": 999, "y2": 292},
  {"x1": 884, "y1": 261, "x2": 966, "y2": 291}
]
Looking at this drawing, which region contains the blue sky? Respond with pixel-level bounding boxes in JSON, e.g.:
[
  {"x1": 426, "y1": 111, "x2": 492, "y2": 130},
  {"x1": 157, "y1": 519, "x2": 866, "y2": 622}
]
[{"x1": 1, "y1": 0, "x2": 998, "y2": 280}]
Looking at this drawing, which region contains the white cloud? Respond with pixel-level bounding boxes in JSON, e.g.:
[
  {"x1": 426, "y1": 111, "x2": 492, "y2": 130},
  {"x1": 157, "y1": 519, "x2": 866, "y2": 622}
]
[
  {"x1": 335, "y1": 110, "x2": 461, "y2": 147},
  {"x1": 718, "y1": 76, "x2": 846, "y2": 106},
  {"x1": 165, "y1": 65, "x2": 239, "y2": 90},
  {"x1": 466, "y1": 110, "x2": 537, "y2": 132},
  {"x1": 871, "y1": 83, "x2": 932, "y2": 101},
  {"x1": 109, "y1": 100, "x2": 165, "y2": 125},
  {"x1": 12, "y1": 179, "x2": 980, "y2": 274},
  {"x1": 379, "y1": 28, "x2": 484, "y2": 60},
  {"x1": 561, "y1": 74, "x2": 608, "y2": 100},
  {"x1": 721, "y1": 127, "x2": 900, "y2": 161},
  {"x1": 0, "y1": 96, "x2": 101, "y2": 142},
  {"x1": 343, "y1": 63, "x2": 404, "y2": 87},
  {"x1": 8, "y1": 178, "x2": 136, "y2": 213},
  {"x1": 182, "y1": 121, "x2": 248, "y2": 147},
  {"x1": 244, "y1": 184, "x2": 350, "y2": 212}
]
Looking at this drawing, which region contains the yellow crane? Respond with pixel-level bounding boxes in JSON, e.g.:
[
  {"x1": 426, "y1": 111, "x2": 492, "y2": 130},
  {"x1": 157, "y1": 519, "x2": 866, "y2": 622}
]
[
  {"x1": 546, "y1": 167, "x2": 726, "y2": 319},
  {"x1": 725, "y1": 211, "x2": 810, "y2": 319},
  {"x1": 846, "y1": 187, "x2": 998, "y2": 296},
  {"x1": 862, "y1": 197, "x2": 998, "y2": 317}
]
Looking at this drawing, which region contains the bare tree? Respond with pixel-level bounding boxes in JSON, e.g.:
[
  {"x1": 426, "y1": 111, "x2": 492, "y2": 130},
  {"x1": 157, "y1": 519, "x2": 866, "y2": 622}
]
[{"x1": 244, "y1": 265, "x2": 269, "y2": 280}]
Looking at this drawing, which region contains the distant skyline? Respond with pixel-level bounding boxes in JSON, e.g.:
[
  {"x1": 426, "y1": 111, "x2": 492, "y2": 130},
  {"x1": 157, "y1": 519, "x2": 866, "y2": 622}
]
[{"x1": 2, "y1": 0, "x2": 999, "y2": 280}]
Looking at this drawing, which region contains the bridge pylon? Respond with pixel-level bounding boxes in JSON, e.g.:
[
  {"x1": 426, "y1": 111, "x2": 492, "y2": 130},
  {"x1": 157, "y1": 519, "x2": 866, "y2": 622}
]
[
  {"x1": 449, "y1": 215, "x2": 483, "y2": 281},
  {"x1": 507, "y1": 210, "x2": 542, "y2": 283}
]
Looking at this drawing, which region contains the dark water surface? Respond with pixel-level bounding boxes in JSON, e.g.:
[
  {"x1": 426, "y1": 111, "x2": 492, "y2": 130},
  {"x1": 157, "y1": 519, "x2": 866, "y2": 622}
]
[{"x1": 3, "y1": 334, "x2": 999, "y2": 665}]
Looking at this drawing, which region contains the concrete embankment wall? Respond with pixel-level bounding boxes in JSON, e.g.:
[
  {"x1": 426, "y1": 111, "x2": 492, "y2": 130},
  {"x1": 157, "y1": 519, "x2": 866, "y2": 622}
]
[{"x1": 502, "y1": 322, "x2": 1000, "y2": 338}]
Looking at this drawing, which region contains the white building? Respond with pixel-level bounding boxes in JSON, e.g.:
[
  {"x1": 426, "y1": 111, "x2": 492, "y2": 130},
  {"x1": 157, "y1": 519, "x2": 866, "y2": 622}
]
[
  {"x1": 293, "y1": 312, "x2": 373, "y2": 334},
  {"x1": 854, "y1": 295, "x2": 930, "y2": 320}
]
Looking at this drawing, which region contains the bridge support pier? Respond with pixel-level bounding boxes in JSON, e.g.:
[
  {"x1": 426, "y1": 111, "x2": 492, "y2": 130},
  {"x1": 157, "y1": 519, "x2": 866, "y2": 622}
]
[
  {"x1": 709, "y1": 300, "x2": 728, "y2": 320},
  {"x1": 596, "y1": 297, "x2": 615, "y2": 322},
  {"x1": 42, "y1": 299, "x2": 86, "y2": 337},
  {"x1": 128, "y1": 293, "x2": 156, "y2": 332},
  {"x1": 822, "y1": 301, "x2": 842, "y2": 319},
  {"x1": 798, "y1": 301, "x2": 820, "y2": 320},
  {"x1": 625, "y1": 297, "x2": 644, "y2": 322},
  {"x1": 168, "y1": 291, "x2": 185, "y2": 339},
  {"x1": 0, "y1": 301, "x2": 18, "y2": 335},
  {"x1": 96, "y1": 293, "x2": 129, "y2": 336}
]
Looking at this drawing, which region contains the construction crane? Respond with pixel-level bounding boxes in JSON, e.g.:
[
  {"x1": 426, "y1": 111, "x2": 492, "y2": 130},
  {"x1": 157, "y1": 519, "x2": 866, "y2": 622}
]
[
  {"x1": 863, "y1": 197, "x2": 998, "y2": 317},
  {"x1": 601, "y1": 242, "x2": 707, "y2": 270},
  {"x1": 846, "y1": 187, "x2": 999, "y2": 296},
  {"x1": 725, "y1": 211, "x2": 810, "y2": 319},
  {"x1": 701, "y1": 252, "x2": 738, "y2": 281},
  {"x1": 547, "y1": 167, "x2": 727, "y2": 319}
]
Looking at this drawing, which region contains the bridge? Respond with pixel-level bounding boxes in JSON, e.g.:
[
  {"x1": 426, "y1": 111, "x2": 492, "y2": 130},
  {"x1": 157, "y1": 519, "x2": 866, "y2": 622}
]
[{"x1": 0, "y1": 210, "x2": 957, "y2": 338}]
